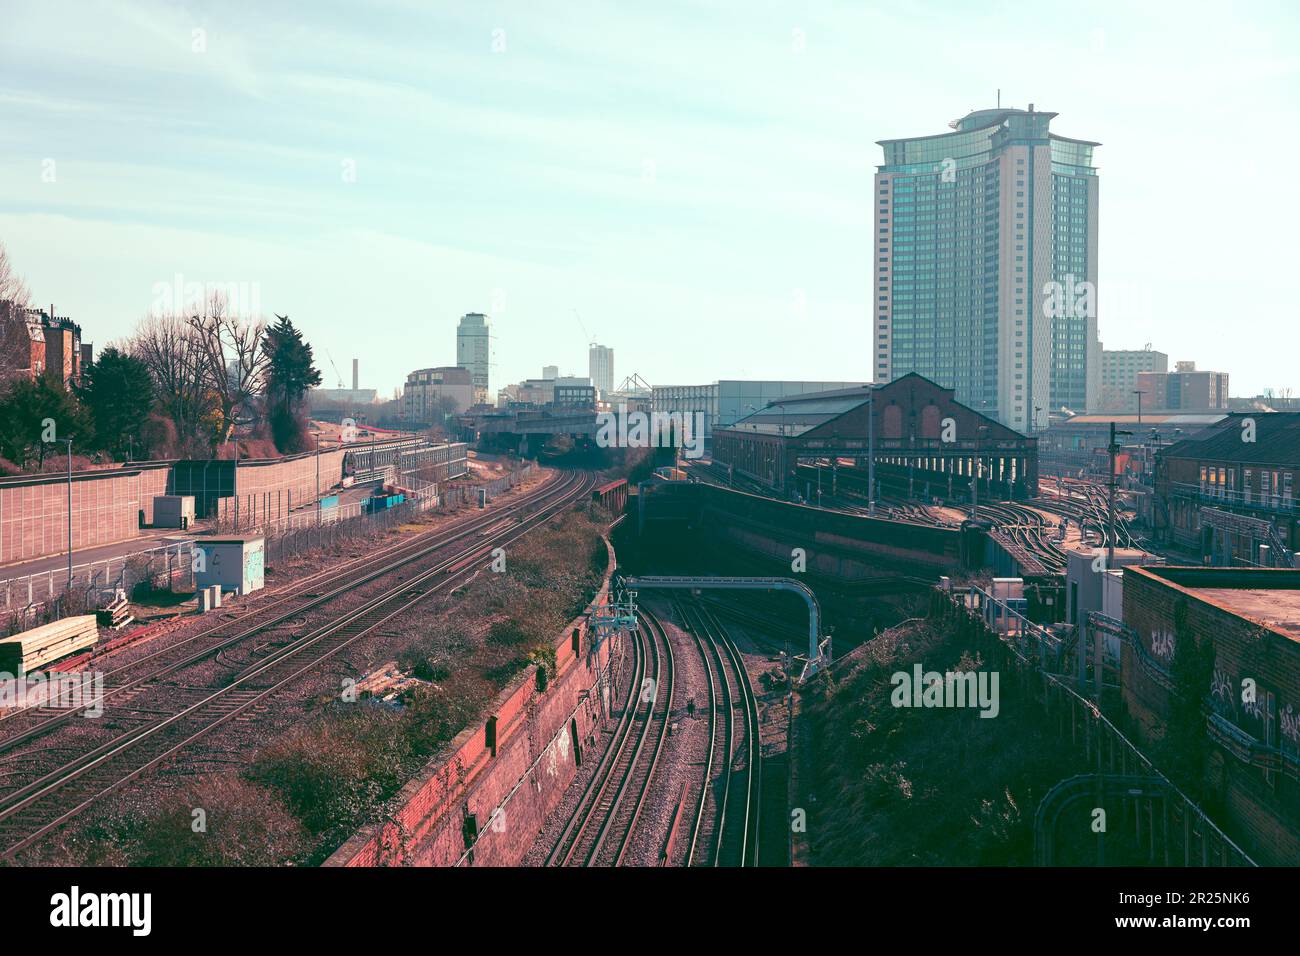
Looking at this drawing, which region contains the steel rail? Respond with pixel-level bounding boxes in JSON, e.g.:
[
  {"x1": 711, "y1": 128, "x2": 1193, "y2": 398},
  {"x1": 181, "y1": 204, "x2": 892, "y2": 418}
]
[{"x1": 0, "y1": 471, "x2": 596, "y2": 858}]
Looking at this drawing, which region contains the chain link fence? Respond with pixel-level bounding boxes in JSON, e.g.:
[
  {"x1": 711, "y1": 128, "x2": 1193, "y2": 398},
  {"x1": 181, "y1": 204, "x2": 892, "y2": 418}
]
[{"x1": 0, "y1": 463, "x2": 539, "y2": 629}]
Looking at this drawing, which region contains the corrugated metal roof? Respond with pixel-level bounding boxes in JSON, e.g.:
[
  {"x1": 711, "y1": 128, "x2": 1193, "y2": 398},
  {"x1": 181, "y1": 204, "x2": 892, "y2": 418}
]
[{"x1": 724, "y1": 391, "x2": 874, "y2": 437}]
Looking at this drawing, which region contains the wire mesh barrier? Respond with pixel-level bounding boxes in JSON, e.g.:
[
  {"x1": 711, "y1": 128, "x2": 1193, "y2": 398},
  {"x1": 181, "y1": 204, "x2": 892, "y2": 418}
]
[
  {"x1": 938, "y1": 586, "x2": 1257, "y2": 866},
  {"x1": 0, "y1": 541, "x2": 196, "y2": 634},
  {"x1": 0, "y1": 464, "x2": 538, "y2": 628},
  {"x1": 248, "y1": 463, "x2": 537, "y2": 572}
]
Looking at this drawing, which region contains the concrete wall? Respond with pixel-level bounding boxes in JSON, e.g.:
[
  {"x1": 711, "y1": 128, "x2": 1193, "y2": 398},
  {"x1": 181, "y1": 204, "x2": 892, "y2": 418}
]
[
  {"x1": 0, "y1": 437, "x2": 432, "y2": 566},
  {"x1": 172, "y1": 450, "x2": 346, "y2": 520},
  {"x1": 0, "y1": 463, "x2": 171, "y2": 565},
  {"x1": 326, "y1": 542, "x2": 618, "y2": 867},
  {"x1": 675, "y1": 483, "x2": 965, "y2": 576}
]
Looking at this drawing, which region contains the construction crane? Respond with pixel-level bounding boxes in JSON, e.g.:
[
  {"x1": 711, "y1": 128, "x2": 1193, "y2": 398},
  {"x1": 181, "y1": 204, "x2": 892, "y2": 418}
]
[
  {"x1": 573, "y1": 309, "x2": 595, "y2": 347},
  {"x1": 324, "y1": 349, "x2": 346, "y2": 389}
]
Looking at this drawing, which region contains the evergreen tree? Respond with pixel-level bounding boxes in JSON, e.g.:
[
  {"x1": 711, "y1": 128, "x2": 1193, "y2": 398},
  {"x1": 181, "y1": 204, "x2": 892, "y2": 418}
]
[
  {"x1": 261, "y1": 315, "x2": 322, "y2": 453},
  {"x1": 80, "y1": 346, "x2": 155, "y2": 460},
  {"x1": 0, "y1": 372, "x2": 94, "y2": 469}
]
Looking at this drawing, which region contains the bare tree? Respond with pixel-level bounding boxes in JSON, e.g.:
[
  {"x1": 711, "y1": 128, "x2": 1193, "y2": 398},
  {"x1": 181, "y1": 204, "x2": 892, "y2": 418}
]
[
  {"x1": 0, "y1": 241, "x2": 34, "y2": 385},
  {"x1": 129, "y1": 313, "x2": 212, "y2": 455},
  {"x1": 184, "y1": 291, "x2": 268, "y2": 445},
  {"x1": 0, "y1": 241, "x2": 30, "y2": 306}
]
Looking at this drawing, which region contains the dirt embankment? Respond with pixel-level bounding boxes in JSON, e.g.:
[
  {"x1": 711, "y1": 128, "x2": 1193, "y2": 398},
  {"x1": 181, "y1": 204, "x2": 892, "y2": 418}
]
[{"x1": 799, "y1": 612, "x2": 1085, "y2": 866}]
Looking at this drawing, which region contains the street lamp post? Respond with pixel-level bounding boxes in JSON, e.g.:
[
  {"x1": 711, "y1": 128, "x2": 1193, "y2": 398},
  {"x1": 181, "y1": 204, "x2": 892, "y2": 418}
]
[
  {"x1": 41, "y1": 435, "x2": 76, "y2": 590},
  {"x1": 62, "y1": 438, "x2": 73, "y2": 588},
  {"x1": 1107, "y1": 421, "x2": 1134, "y2": 568},
  {"x1": 232, "y1": 436, "x2": 239, "y2": 531}
]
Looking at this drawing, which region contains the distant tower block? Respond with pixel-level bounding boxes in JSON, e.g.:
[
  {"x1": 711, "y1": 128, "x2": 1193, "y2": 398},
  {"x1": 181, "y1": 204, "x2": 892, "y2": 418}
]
[
  {"x1": 352, "y1": 358, "x2": 359, "y2": 391},
  {"x1": 457, "y1": 312, "x2": 493, "y2": 405},
  {"x1": 589, "y1": 344, "x2": 614, "y2": 397}
]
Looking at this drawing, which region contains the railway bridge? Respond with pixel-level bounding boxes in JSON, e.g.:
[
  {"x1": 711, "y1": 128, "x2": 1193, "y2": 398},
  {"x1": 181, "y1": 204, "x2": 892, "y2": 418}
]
[{"x1": 458, "y1": 409, "x2": 600, "y2": 457}]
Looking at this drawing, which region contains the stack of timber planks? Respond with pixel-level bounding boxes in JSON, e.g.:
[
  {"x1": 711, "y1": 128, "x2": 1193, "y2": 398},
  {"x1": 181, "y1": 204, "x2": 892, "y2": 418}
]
[
  {"x1": 96, "y1": 592, "x2": 134, "y2": 631},
  {"x1": 0, "y1": 616, "x2": 100, "y2": 676}
]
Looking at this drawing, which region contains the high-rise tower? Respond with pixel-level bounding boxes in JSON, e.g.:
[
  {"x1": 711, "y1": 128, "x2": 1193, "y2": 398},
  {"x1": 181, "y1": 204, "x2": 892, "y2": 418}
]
[
  {"x1": 874, "y1": 105, "x2": 1100, "y2": 430},
  {"x1": 588, "y1": 343, "x2": 614, "y2": 396},
  {"x1": 456, "y1": 312, "x2": 493, "y2": 405}
]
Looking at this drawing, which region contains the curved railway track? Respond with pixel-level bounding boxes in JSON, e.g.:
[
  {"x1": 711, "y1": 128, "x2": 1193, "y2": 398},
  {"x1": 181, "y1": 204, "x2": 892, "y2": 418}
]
[
  {"x1": 0, "y1": 469, "x2": 596, "y2": 860},
  {"x1": 546, "y1": 606, "x2": 674, "y2": 867},
  {"x1": 677, "y1": 599, "x2": 761, "y2": 867},
  {"x1": 545, "y1": 597, "x2": 763, "y2": 868}
]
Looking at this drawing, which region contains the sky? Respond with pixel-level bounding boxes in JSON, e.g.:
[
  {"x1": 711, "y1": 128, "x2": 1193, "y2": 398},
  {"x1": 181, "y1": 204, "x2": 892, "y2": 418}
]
[{"x1": 1, "y1": 0, "x2": 1298, "y2": 399}]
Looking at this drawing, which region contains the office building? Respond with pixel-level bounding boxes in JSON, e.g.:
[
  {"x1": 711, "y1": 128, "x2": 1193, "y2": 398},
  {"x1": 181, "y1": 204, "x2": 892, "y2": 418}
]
[
  {"x1": 403, "y1": 366, "x2": 474, "y2": 425},
  {"x1": 1100, "y1": 347, "x2": 1168, "y2": 412},
  {"x1": 875, "y1": 105, "x2": 1100, "y2": 431},
  {"x1": 589, "y1": 344, "x2": 614, "y2": 396},
  {"x1": 1136, "y1": 362, "x2": 1229, "y2": 413},
  {"x1": 456, "y1": 312, "x2": 493, "y2": 405},
  {"x1": 652, "y1": 380, "x2": 866, "y2": 448}
]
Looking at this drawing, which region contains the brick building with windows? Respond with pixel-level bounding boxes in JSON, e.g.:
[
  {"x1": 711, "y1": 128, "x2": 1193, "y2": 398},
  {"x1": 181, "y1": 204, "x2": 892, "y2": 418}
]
[
  {"x1": 712, "y1": 373, "x2": 1038, "y2": 499},
  {"x1": 0, "y1": 301, "x2": 90, "y2": 387},
  {"x1": 1153, "y1": 412, "x2": 1300, "y2": 559},
  {"x1": 1121, "y1": 566, "x2": 1300, "y2": 865}
]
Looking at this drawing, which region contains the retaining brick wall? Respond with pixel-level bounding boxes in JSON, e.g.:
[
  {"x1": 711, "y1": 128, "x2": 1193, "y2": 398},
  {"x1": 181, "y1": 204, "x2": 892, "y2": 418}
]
[
  {"x1": 325, "y1": 540, "x2": 618, "y2": 867},
  {"x1": 1121, "y1": 566, "x2": 1300, "y2": 864},
  {"x1": 695, "y1": 483, "x2": 964, "y2": 575}
]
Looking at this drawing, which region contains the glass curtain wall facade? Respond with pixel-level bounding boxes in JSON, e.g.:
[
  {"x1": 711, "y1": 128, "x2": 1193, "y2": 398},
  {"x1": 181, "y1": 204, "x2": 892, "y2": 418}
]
[{"x1": 875, "y1": 107, "x2": 1100, "y2": 431}]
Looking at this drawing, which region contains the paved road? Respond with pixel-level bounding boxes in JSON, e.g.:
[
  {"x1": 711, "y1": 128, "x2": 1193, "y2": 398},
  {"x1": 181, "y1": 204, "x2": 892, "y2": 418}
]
[{"x1": 0, "y1": 528, "x2": 192, "y2": 584}]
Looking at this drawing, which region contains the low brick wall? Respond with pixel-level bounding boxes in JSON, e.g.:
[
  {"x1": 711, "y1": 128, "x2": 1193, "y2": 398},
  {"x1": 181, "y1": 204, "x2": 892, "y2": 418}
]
[{"x1": 325, "y1": 540, "x2": 618, "y2": 867}]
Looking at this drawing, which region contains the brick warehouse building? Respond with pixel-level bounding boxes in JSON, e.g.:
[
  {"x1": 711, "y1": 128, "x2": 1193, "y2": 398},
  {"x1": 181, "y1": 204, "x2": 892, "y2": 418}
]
[
  {"x1": 712, "y1": 373, "x2": 1038, "y2": 499},
  {"x1": 1153, "y1": 412, "x2": 1300, "y2": 560},
  {"x1": 1122, "y1": 566, "x2": 1300, "y2": 865}
]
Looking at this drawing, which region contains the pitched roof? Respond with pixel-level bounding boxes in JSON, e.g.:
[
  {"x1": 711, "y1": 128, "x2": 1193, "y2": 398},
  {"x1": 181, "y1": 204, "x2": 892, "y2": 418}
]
[
  {"x1": 723, "y1": 387, "x2": 876, "y2": 437},
  {"x1": 1160, "y1": 412, "x2": 1300, "y2": 467}
]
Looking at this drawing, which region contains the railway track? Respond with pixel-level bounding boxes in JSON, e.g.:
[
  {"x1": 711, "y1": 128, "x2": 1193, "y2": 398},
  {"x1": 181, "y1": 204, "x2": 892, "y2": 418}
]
[
  {"x1": 546, "y1": 606, "x2": 674, "y2": 867},
  {"x1": 970, "y1": 502, "x2": 1071, "y2": 574},
  {"x1": 0, "y1": 469, "x2": 596, "y2": 859},
  {"x1": 544, "y1": 596, "x2": 764, "y2": 868},
  {"x1": 678, "y1": 599, "x2": 761, "y2": 867},
  {"x1": 0, "y1": 469, "x2": 572, "y2": 745}
]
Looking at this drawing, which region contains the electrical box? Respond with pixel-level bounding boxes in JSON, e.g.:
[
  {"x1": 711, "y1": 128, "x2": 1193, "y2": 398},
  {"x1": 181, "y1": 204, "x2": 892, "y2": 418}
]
[
  {"x1": 194, "y1": 535, "x2": 265, "y2": 595},
  {"x1": 153, "y1": 495, "x2": 196, "y2": 529}
]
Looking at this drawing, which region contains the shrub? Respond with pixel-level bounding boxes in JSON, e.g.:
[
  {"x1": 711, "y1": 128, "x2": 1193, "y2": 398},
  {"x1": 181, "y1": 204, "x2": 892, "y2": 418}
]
[
  {"x1": 129, "y1": 775, "x2": 309, "y2": 866},
  {"x1": 249, "y1": 709, "x2": 410, "y2": 842}
]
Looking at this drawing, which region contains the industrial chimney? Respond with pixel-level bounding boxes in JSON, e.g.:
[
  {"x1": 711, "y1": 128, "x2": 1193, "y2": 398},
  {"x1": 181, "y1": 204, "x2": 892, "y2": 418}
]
[{"x1": 352, "y1": 358, "x2": 359, "y2": 392}]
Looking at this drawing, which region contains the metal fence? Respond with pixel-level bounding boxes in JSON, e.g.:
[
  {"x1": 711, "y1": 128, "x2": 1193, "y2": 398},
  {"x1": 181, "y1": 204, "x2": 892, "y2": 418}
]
[
  {"x1": 252, "y1": 464, "x2": 537, "y2": 581},
  {"x1": 0, "y1": 464, "x2": 538, "y2": 622},
  {"x1": 940, "y1": 585, "x2": 1257, "y2": 866},
  {"x1": 0, "y1": 540, "x2": 196, "y2": 620}
]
